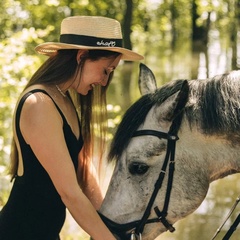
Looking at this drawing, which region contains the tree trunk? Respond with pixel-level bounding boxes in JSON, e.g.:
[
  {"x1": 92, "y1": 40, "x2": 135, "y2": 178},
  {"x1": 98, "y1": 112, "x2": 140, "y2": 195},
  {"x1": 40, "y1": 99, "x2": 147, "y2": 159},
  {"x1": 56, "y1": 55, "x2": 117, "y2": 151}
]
[
  {"x1": 119, "y1": 0, "x2": 134, "y2": 111},
  {"x1": 123, "y1": 0, "x2": 133, "y2": 50}
]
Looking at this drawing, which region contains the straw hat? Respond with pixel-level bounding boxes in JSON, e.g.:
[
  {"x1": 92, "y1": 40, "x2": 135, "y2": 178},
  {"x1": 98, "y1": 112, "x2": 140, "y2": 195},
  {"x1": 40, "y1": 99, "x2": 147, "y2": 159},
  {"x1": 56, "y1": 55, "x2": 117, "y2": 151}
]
[{"x1": 35, "y1": 16, "x2": 143, "y2": 61}]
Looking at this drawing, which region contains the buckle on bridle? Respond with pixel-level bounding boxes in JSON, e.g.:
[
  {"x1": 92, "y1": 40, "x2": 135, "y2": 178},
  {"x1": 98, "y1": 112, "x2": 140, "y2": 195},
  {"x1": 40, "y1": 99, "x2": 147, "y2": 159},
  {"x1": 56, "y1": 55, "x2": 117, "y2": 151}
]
[
  {"x1": 131, "y1": 231, "x2": 142, "y2": 240},
  {"x1": 154, "y1": 207, "x2": 175, "y2": 233}
]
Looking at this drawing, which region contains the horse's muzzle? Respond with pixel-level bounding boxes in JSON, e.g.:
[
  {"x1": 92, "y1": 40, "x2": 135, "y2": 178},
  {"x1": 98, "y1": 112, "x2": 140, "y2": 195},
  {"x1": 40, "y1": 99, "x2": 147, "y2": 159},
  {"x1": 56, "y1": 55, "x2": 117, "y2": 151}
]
[{"x1": 98, "y1": 212, "x2": 140, "y2": 239}]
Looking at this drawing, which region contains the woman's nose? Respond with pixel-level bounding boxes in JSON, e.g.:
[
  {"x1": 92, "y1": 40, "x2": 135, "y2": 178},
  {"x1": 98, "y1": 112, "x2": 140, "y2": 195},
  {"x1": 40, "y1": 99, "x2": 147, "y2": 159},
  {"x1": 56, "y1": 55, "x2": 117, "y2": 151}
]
[{"x1": 100, "y1": 76, "x2": 109, "y2": 86}]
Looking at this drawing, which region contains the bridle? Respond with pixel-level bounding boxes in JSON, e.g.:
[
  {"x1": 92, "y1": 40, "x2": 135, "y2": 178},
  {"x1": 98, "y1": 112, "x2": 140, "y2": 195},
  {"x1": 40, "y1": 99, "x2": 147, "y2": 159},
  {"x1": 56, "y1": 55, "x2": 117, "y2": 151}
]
[
  {"x1": 99, "y1": 107, "x2": 240, "y2": 239},
  {"x1": 99, "y1": 110, "x2": 183, "y2": 239}
]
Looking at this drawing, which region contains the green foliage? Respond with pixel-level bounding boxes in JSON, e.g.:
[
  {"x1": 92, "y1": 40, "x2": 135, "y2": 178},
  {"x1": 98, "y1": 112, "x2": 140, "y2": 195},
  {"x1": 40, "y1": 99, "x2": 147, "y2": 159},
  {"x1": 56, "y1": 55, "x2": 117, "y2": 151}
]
[
  {"x1": 0, "y1": 0, "x2": 238, "y2": 179},
  {"x1": 0, "y1": 26, "x2": 51, "y2": 166}
]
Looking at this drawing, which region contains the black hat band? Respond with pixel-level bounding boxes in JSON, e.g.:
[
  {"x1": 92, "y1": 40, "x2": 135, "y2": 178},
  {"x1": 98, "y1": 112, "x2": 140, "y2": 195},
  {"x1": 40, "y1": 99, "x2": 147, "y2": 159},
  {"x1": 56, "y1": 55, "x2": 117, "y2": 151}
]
[{"x1": 60, "y1": 34, "x2": 123, "y2": 48}]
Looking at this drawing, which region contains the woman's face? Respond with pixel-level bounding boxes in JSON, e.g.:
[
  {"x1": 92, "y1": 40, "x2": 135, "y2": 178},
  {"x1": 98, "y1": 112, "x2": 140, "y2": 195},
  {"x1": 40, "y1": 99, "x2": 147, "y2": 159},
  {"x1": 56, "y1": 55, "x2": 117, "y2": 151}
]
[{"x1": 72, "y1": 54, "x2": 121, "y2": 95}]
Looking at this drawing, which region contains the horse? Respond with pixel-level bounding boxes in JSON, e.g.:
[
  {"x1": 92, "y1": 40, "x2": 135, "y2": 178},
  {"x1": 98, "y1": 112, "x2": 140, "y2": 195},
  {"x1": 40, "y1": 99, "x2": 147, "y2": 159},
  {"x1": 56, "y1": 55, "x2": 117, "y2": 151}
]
[{"x1": 99, "y1": 63, "x2": 240, "y2": 240}]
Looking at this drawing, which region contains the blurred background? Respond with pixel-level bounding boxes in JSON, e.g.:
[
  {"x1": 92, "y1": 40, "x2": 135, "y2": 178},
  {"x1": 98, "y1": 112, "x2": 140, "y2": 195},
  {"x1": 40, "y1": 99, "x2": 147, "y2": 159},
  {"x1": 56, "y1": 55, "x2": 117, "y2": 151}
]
[{"x1": 0, "y1": 0, "x2": 240, "y2": 239}]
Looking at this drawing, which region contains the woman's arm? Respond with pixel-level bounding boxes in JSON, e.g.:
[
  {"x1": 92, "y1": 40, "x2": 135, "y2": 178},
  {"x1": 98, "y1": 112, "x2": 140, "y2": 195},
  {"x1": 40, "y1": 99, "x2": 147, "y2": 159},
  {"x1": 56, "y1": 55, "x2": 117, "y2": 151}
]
[
  {"x1": 20, "y1": 92, "x2": 115, "y2": 240},
  {"x1": 78, "y1": 150, "x2": 104, "y2": 210}
]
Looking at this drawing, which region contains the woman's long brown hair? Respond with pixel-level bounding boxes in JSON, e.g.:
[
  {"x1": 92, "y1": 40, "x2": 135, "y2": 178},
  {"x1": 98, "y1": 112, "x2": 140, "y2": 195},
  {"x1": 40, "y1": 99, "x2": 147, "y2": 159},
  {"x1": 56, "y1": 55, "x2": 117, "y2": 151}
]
[{"x1": 9, "y1": 49, "x2": 120, "y2": 186}]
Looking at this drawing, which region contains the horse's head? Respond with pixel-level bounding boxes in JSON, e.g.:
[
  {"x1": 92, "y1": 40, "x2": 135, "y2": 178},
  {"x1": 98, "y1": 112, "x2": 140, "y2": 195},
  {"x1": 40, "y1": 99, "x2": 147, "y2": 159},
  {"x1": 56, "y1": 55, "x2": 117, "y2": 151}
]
[{"x1": 100, "y1": 64, "x2": 240, "y2": 239}]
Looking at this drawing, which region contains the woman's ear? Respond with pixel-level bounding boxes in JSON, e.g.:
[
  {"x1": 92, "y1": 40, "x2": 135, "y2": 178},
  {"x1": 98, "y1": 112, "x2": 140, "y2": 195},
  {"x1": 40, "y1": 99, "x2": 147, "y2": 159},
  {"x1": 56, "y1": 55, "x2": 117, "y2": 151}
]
[{"x1": 76, "y1": 50, "x2": 89, "y2": 64}]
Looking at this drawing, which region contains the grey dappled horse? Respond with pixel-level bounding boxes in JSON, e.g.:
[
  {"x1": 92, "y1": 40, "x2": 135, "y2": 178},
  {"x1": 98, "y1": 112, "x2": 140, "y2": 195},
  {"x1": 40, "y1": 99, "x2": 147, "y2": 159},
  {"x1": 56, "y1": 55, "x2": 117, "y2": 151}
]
[{"x1": 100, "y1": 64, "x2": 240, "y2": 240}]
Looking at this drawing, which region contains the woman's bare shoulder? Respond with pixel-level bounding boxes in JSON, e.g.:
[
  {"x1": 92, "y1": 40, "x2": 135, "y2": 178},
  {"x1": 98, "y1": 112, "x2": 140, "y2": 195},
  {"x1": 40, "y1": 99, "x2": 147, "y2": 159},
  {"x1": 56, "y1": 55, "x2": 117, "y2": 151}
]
[{"x1": 19, "y1": 88, "x2": 63, "y2": 143}]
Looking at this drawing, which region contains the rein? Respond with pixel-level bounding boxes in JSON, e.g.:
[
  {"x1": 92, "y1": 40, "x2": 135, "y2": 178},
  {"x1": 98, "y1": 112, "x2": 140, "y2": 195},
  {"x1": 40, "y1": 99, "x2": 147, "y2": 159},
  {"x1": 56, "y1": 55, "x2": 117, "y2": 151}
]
[
  {"x1": 211, "y1": 194, "x2": 240, "y2": 240},
  {"x1": 99, "y1": 112, "x2": 183, "y2": 239}
]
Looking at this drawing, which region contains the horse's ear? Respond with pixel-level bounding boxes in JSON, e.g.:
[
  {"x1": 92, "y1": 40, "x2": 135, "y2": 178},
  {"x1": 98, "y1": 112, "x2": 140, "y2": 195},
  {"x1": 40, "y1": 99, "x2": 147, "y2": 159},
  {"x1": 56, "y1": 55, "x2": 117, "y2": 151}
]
[
  {"x1": 172, "y1": 80, "x2": 189, "y2": 118},
  {"x1": 138, "y1": 63, "x2": 157, "y2": 95},
  {"x1": 157, "y1": 80, "x2": 189, "y2": 121}
]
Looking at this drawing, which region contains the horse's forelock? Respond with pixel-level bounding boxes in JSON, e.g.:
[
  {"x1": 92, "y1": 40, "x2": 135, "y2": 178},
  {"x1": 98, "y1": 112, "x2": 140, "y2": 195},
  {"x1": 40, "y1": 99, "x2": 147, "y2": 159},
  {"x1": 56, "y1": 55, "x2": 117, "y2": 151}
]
[
  {"x1": 108, "y1": 94, "x2": 154, "y2": 162},
  {"x1": 108, "y1": 79, "x2": 186, "y2": 163}
]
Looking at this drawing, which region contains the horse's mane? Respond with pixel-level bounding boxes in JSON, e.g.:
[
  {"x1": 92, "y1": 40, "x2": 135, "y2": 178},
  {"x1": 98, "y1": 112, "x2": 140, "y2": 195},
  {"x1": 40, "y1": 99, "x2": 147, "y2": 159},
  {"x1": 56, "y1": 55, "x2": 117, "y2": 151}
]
[
  {"x1": 108, "y1": 79, "x2": 186, "y2": 162},
  {"x1": 108, "y1": 70, "x2": 240, "y2": 162},
  {"x1": 186, "y1": 71, "x2": 240, "y2": 139}
]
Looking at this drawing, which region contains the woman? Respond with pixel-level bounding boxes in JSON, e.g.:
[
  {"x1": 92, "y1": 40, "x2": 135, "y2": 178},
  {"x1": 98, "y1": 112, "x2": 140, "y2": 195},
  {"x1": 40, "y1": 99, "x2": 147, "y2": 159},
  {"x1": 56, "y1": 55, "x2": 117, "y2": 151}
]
[{"x1": 0, "y1": 16, "x2": 143, "y2": 240}]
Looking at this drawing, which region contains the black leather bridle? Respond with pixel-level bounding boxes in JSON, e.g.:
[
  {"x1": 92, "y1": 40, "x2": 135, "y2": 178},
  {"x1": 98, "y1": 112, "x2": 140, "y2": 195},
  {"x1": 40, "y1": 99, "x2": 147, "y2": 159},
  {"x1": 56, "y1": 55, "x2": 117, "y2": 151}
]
[
  {"x1": 99, "y1": 112, "x2": 240, "y2": 240},
  {"x1": 99, "y1": 112, "x2": 183, "y2": 239}
]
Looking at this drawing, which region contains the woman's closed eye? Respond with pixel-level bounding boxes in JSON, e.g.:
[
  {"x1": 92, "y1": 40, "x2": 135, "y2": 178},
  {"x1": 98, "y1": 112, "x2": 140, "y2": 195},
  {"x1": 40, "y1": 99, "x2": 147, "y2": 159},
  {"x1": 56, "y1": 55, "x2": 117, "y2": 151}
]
[{"x1": 104, "y1": 69, "x2": 108, "y2": 75}]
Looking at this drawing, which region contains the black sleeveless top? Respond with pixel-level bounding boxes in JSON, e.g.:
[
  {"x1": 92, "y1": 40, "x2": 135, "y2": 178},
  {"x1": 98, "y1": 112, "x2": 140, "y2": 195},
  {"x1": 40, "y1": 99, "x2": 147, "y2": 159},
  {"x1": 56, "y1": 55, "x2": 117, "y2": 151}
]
[{"x1": 0, "y1": 90, "x2": 83, "y2": 240}]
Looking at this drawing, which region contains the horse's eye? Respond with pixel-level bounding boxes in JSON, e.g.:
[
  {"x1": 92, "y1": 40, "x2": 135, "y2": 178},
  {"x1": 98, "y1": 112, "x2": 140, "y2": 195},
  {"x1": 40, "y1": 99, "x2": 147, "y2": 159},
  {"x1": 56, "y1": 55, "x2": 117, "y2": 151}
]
[{"x1": 129, "y1": 162, "x2": 149, "y2": 175}]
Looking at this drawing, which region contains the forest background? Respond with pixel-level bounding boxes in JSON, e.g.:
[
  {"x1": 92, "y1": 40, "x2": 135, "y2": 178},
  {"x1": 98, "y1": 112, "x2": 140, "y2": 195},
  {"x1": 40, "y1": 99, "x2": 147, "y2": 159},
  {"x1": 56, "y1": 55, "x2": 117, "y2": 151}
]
[{"x1": 0, "y1": 0, "x2": 240, "y2": 239}]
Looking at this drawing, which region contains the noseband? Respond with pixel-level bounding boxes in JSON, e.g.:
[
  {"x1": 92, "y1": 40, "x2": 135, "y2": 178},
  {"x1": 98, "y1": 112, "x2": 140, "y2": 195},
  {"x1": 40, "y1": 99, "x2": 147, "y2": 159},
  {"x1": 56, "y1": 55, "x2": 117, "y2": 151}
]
[{"x1": 99, "y1": 112, "x2": 183, "y2": 239}]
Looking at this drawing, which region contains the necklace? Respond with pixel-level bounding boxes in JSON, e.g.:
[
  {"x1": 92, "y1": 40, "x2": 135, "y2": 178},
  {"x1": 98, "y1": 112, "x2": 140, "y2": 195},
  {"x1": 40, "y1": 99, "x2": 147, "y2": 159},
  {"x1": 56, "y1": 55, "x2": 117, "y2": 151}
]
[{"x1": 55, "y1": 85, "x2": 67, "y2": 97}]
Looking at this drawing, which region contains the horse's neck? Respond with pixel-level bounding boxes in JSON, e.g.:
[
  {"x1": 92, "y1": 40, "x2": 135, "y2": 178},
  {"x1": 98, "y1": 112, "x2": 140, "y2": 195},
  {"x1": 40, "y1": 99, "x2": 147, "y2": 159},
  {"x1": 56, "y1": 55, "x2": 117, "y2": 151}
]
[{"x1": 179, "y1": 121, "x2": 240, "y2": 182}]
